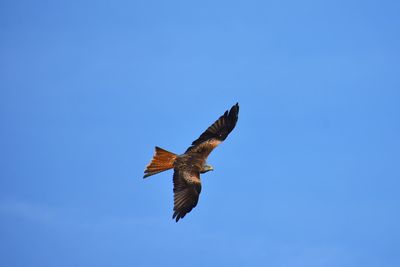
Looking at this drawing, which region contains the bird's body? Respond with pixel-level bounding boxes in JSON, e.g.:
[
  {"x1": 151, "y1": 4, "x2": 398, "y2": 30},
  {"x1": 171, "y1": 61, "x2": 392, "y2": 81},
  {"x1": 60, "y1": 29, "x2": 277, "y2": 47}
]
[{"x1": 143, "y1": 103, "x2": 239, "y2": 222}]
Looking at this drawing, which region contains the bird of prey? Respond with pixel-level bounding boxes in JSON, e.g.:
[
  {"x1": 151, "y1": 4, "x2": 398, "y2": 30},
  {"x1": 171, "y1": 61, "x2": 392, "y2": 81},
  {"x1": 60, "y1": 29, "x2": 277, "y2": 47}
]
[{"x1": 143, "y1": 103, "x2": 239, "y2": 222}]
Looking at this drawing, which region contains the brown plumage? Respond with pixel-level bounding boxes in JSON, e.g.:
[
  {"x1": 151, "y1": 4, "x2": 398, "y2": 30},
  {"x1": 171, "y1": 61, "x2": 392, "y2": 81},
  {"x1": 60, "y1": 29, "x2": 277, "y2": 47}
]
[{"x1": 143, "y1": 103, "x2": 239, "y2": 222}]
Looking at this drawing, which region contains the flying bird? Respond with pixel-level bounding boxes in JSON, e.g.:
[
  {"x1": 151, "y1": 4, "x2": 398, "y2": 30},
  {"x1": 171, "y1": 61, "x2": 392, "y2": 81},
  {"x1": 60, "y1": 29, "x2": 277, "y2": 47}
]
[{"x1": 143, "y1": 103, "x2": 239, "y2": 222}]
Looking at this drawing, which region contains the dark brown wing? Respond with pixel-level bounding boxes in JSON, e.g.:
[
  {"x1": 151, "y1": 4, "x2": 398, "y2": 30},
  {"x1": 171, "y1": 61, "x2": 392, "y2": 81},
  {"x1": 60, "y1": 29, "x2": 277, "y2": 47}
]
[
  {"x1": 185, "y1": 103, "x2": 239, "y2": 156},
  {"x1": 172, "y1": 169, "x2": 202, "y2": 222}
]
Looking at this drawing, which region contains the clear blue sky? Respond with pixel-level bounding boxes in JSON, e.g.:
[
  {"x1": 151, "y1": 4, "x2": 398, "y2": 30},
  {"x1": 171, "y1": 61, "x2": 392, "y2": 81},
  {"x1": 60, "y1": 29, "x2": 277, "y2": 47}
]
[{"x1": 1, "y1": 0, "x2": 400, "y2": 266}]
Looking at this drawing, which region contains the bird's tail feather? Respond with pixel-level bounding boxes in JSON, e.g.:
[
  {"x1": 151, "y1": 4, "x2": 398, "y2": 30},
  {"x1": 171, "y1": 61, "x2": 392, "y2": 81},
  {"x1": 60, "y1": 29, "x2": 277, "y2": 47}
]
[{"x1": 143, "y1": 147, "x2": 177, "y2": 178}]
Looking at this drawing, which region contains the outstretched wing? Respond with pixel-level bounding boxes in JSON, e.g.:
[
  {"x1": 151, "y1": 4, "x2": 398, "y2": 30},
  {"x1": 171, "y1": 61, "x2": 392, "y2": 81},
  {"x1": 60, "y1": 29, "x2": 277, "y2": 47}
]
[
  {"x1": 185, "y1": 102, "x2": 239, "y2": 157},
  {"x1": 172, "y1": 169, "x2": 202, "y2": 222}
]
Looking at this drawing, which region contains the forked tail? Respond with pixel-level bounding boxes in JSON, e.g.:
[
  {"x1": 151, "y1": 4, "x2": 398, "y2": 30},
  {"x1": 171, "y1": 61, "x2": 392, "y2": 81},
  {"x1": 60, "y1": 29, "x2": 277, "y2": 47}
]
[{"x1": 143, "y1": 147, "x2": 177, "y2": 178}]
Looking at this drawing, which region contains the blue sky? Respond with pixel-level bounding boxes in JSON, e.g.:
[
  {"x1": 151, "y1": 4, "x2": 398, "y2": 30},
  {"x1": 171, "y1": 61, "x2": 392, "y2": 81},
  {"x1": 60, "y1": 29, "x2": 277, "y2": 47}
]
[{"x1": 1, "y1": 0, "x2": 400, "y2": 266}]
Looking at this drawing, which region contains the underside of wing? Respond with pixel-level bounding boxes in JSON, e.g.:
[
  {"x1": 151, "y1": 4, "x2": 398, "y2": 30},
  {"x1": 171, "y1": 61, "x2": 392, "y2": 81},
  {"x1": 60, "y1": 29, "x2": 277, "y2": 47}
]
[
  {"x1": 185, "y1": 103, "x2": 239, "y2": 155},
  {"x1": 172, "y1": 169, "x2": 202, "y2": 222}
]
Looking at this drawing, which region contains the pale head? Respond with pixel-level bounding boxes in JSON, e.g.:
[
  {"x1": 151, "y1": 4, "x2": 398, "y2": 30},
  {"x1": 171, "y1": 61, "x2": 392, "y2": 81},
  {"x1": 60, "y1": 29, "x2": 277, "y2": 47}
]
[{"x1": 200, "y1": 164, "x2": 214, "y2": 173}]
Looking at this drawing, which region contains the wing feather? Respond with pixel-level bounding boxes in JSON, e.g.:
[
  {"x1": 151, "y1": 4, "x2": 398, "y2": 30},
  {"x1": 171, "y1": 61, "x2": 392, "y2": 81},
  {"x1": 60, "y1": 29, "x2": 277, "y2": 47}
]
[
  {"x1": 185, "y1": 103, "x2": 239, "y2": 157},
  {"x1": 172, "y1": 170, "x2": 202, "y2": 222}
]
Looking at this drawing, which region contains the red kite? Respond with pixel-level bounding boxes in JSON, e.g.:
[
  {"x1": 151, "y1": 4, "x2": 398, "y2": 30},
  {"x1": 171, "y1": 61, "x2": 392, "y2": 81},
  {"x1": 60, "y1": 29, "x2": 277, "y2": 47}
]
[{"x1": 143, "y1": 103, "x2": 239, "y2": 222}]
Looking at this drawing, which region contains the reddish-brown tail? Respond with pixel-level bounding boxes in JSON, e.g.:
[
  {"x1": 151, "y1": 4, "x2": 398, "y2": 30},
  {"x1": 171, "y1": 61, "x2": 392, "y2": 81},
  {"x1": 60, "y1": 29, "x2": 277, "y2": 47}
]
[{"x1": 143, "y1": 147, "x2": 177, "y2": 178}]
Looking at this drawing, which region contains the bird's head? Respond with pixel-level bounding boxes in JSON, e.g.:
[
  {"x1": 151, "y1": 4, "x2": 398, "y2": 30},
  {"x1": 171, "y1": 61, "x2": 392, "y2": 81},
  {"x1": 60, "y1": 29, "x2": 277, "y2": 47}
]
[{"x1": 201, "y1": 164, "x2": 214, "y2": 174}]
